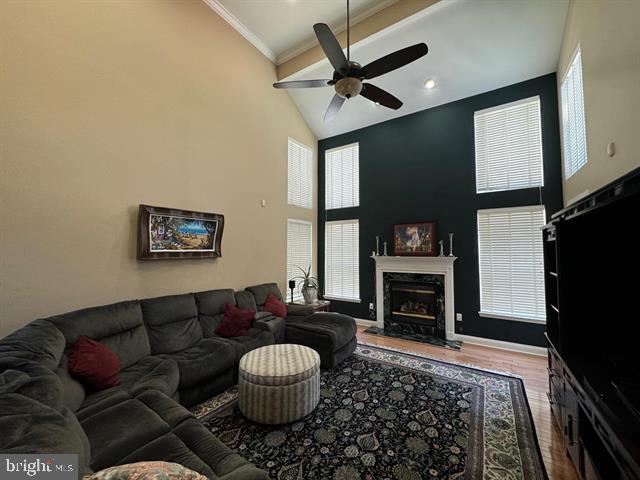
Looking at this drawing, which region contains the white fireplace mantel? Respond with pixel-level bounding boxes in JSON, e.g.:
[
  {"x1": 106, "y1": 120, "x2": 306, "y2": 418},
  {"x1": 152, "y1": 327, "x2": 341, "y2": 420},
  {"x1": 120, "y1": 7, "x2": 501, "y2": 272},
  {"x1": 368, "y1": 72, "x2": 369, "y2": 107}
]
[{"x1": 372, "y1": 255, "x2": 457, "y2": 340}]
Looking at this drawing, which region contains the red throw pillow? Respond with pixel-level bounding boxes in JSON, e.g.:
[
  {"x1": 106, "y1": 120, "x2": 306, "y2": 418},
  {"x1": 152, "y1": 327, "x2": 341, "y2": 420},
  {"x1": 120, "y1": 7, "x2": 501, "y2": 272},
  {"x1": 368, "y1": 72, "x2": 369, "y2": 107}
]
[
  {"x1": 67, "y1": 336, "x2": 121, "y2": 391},
  {"x1": 263, "y1": 294, "x2": 287, "y2": 318},
  {"x1": 215, "y1": 303, "x2": 255, "y2": 338}
]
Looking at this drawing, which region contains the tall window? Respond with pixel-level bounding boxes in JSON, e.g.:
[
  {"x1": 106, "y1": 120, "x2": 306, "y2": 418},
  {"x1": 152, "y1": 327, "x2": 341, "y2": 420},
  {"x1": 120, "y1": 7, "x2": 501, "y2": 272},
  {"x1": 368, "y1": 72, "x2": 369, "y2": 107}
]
[
  {"x1": 325, "y1": 220, "x2": 360, "y2": 302},
  {"x1": 325, "y1": 143, "x2": 359, "y2": 209},
  {"x1": 560, "y1": 47, "x2": 587, "y2": 179},
  {"x1": 474, "y1": 96, "x2": 544, "y2": 193},
  {"x1": 287, "y1": 219, "x2": 312, "y2": 301},
  {"x1": 288, "y1": 138, "x2": 312, "y2": 208},
  {"x1": 477, "y1": 205, "x2": 546, "y2": 323}
]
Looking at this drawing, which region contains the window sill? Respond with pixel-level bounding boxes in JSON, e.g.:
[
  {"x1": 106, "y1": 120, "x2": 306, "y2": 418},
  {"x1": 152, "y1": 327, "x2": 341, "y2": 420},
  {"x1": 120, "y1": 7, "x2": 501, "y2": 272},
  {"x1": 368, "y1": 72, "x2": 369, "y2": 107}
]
[
  {"x1": 324, "y1": 296, "x2": 361, "y2": 304},
  {"x1": 478, "y1": 311, "x2": 546, "y2": 325}
]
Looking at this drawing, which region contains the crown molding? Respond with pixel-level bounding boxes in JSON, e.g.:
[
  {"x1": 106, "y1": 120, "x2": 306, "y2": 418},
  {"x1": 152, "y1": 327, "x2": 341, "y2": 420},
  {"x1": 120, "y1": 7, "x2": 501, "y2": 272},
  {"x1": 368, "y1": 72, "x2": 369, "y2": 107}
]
[
  {"x1": 201, "y1": 0, "x2": 276, "y2": 63},
  {"x1": 275, "y1": 0, "x2": 399, "y2": 66}
]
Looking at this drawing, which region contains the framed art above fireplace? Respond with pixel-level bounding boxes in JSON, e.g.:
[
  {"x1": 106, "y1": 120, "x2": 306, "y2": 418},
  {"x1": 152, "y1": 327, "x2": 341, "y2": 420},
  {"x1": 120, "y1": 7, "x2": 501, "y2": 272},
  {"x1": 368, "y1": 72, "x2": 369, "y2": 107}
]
[
  {"x1": 137, "y1": 204, "x2": 224, "y2": 260},
  {"x1": 392, "y1": 221, "x2": 436, "y2": 256}
]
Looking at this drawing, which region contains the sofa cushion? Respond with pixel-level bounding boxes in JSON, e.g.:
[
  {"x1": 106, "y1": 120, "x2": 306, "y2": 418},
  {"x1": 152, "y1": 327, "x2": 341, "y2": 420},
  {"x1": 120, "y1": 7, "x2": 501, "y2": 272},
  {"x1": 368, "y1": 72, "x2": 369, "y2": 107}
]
[
  {"x1": 77, "y1": 356, "x2": 180, "y2": 421},
  {"x1": 245, "y1": 283, "x2": 283, "y2": 308},
  {"x1": 81, "y1": 397, "x2": 173, "y2": 471},
  {"x1": 119, "y1": 356, "x2": 179, "y2": 398},
  {"x1": 141, "y1": 294, "x2": 202, "y2": 354},
  {"x1": 0, "y1": 360, "x2": 65, "y2": 412},
  {"x1": 56, "y1": 355, "x2": 86, "y2": 412},
  {"x1": 0, "y1": 319, "x2": 65, "y2": 370},
  {"x1": 0, "y1": 391, "x2": 91, "y2": 475},
  {"x1": 158, "y1": 338, "x2": 236, "y2": 389},
  {"x1": 120, "y1": 421, "x2": 268, "y2": 480},
  {"x1": 225, "y1": 328, "x2": 275, "y2": 356},
  {"x1": 287, "y1": 312, "x2": 357, "y2": 351},
  {"x1": 234, "y1": 290, "x2": 258, "y2": 311},
  {"x1": 215, "y1": 304, "x2": 254, "y2": 338},
  {"x1": 114, "y1": 392, "x2": 267, "y2": 480},
  {"x1": 68, "y1": 336, "x2": 121, "y2": 391},
  {"x1": 47, "y1": 301, "x2": 150, "y2": 369},
  {"x1": 194, "y1": 289, "x2": 236, "y2": 337},
  {"x1": 76, "y1": 389, "x2": 132, "y2": 423}
]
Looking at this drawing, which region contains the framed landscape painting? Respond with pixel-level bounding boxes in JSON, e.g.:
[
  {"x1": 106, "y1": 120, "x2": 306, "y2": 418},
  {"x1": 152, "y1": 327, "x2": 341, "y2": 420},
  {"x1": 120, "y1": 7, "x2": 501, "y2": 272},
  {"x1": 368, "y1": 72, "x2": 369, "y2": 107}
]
[
  {"x1": 392, "y1": 221, "x2": 436, "y2": 256},
  {"x1": 137, "y1": 205, "x2": 224, "y2": 260}
]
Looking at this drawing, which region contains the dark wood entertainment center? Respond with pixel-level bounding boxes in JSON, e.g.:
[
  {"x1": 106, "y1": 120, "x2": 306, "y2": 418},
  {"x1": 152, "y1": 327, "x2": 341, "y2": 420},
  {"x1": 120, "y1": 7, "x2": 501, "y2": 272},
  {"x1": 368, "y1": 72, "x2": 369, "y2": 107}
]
[{"x1": 543, "y1": 167, "x2": 640, "y2": 479}]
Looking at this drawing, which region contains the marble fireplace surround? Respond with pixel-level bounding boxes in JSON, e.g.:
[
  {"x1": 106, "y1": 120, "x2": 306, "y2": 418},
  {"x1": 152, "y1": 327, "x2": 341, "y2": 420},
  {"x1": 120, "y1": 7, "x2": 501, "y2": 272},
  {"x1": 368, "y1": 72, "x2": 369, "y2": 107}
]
[{"x1": 373, "y1": 256, "x2": 457, "y2": 340}]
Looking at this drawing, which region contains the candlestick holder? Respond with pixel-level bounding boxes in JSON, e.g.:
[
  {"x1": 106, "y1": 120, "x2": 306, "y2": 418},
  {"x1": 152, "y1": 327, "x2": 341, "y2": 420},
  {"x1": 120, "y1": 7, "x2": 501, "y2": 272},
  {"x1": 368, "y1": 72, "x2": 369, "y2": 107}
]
[{"x1": 448, "y1": 233, "x2": 454, "y2": 257}]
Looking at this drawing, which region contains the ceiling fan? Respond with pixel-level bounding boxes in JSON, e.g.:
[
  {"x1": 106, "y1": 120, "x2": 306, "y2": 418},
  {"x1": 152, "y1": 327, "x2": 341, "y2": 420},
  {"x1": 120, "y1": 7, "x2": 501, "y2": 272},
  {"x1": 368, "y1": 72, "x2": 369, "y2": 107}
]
[{"x1": 273, "y1": 0, "x2": 428, "y2": 122}]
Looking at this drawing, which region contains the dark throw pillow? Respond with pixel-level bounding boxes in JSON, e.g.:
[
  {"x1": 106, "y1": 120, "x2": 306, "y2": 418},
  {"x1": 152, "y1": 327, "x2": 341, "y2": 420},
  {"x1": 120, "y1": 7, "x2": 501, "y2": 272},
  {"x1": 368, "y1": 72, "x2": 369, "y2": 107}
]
[
  {"x1": 263, "y1": 294, "x2": 287, "y2": 318},
  {"x1": 215, "y1": 303, "x2": 255, "y2": 338},
  {"x1": 67, "y1": 336, "x2": 121, "y2": 391}
]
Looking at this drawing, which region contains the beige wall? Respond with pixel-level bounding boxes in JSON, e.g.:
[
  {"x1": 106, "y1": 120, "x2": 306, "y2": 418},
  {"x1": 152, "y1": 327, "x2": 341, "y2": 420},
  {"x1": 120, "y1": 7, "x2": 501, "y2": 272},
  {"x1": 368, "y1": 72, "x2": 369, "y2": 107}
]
[
  {"x1": 558, "y1": 0, "x2": 640, "y2": 204},
  {"x1": 0, "y1": 0, "x2": 316, "y2": 337}
]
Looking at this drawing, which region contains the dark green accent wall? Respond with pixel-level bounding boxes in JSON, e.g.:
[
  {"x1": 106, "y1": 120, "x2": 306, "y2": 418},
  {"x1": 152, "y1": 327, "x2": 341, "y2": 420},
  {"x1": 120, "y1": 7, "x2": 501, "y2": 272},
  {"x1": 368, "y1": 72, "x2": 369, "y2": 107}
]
[{"x1": 317, "y1": 73, "x2": 563, "y2": 347}]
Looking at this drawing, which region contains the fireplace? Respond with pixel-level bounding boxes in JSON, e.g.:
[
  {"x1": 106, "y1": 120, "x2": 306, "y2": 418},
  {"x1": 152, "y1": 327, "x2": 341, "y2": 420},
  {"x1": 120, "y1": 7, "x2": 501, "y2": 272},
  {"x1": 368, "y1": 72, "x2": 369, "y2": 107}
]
[
  {"x1": 369, "y1": 255, "x2": 458, "y2": 348},
  {"x1": 384, "y1": 273, "x2": 445, "y2": 339}
]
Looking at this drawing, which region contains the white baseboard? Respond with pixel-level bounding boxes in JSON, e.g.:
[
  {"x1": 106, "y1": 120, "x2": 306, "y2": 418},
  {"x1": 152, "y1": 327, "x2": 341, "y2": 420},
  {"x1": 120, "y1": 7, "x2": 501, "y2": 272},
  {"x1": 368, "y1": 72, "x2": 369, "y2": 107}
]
[{"x1": 453, "y1": 334, "x2": 547, "y2": 357}]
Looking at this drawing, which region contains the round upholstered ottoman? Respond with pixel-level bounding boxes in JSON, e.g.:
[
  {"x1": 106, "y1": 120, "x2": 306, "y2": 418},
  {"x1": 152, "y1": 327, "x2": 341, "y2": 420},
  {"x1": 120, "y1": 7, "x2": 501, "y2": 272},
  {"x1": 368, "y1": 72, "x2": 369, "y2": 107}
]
[{"x1": 238, "y1": 344, "x2": 320, "y2": 425}]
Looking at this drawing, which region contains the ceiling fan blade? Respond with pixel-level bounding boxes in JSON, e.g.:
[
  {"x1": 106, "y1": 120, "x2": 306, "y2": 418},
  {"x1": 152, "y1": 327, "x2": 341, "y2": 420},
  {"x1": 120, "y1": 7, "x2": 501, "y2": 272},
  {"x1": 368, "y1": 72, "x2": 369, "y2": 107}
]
[
  {"x1": 361, "y1": 83, "x2": 403, "y2": 110},
  {"x1": 362, "y1": 43, "x2": 428, "y2": 80},
  {"x1": 313, "y1": 23, "x2": 349, "y2": 74},
  {"x1": 324, "y1": 94, "x2": 346, "y2": 122},
  {"x1": 273, "y1": 79, "x2": 332, "y2": 89}
]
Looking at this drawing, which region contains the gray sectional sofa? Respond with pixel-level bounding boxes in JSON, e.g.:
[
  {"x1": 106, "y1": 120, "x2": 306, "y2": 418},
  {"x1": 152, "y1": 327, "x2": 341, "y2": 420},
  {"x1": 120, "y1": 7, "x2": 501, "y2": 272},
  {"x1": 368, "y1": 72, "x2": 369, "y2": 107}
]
[
  {"x1": 0, "y1": 283, "x2": 357, "y2": 479},
  {"x1": 0, "y1": 288, "x2": 276, "y2": 479}
]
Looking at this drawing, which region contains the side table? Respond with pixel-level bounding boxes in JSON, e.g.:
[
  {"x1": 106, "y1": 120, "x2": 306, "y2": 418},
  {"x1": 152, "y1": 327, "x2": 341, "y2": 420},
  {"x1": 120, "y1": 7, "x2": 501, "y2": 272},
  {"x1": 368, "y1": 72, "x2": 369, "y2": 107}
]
[{"x1": 288, "y1": 300, "x2": 331, "y2": 312}]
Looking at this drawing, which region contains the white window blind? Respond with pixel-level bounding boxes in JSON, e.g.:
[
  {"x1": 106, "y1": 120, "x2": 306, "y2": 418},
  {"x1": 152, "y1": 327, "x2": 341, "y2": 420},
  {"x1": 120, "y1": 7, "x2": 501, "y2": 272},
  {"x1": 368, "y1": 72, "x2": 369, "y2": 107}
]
[
  {"x1": 287, "y1": 219, "x2": 312, "y2": 301},
  {"x1": 560, "y1": 48, "x2": 587, "y2": 179},
  {"x1": 325, "y1": 143, "x2": 359, "y2": 209},
  {"x1": 475, "y1": 96, "x2": 544, "y2": 193},
  {"x1": 325, "y1": 219, "x2": 360, "y2": 301},
  {"x1": 288, "y1": 138, "x2": 312, "y2": 209},
  {"x1": 477, "y1": 205, "x2": 546, "y2": 323}
]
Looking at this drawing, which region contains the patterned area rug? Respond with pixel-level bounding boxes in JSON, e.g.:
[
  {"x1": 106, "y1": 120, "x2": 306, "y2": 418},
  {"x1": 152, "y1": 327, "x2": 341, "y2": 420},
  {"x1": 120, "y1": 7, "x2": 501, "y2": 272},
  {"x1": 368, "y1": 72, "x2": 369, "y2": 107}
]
[{"x1": 193, "y1": 344, "x2": 547, "y2": 480}]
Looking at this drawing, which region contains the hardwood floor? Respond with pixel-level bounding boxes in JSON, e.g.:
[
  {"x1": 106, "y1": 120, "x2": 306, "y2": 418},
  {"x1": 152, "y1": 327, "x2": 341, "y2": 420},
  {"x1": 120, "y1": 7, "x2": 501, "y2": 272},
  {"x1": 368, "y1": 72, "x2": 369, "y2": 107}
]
[{"x1": 356, "y1": 326, "x2": 579, "y2": 480}]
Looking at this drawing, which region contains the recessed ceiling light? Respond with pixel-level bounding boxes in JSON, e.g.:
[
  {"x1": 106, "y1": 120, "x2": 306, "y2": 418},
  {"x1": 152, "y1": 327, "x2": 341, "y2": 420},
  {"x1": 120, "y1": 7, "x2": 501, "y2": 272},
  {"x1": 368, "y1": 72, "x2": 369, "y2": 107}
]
[
  {"x1": 374, "y1": 102, "x2": 380, "y2": 106},
  {"x1": 424, "y1": 78, "x2": 437, "y2": 89}
]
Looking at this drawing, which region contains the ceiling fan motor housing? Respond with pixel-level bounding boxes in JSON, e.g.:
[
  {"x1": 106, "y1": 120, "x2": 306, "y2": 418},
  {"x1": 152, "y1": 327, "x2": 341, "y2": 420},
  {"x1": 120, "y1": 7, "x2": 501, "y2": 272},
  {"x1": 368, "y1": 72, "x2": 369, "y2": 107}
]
[{"x1": 335, "y1": 77, "x2": 363, "y2": 99}]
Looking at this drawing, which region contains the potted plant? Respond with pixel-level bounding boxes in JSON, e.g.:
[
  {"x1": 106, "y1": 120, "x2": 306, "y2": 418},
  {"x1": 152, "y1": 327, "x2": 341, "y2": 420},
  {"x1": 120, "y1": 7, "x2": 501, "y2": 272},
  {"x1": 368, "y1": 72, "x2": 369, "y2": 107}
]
[{"x1": 294, "y1": 265, "x2": 319, "y2": 304}]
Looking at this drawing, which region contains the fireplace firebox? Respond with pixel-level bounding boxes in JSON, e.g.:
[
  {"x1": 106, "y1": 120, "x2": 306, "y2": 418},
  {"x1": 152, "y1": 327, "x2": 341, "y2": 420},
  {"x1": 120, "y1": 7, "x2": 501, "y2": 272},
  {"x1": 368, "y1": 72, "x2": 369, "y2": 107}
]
[
  {"x1": 390, "y1": 282, "x2": 437, "y2": 326},
  {"x1": 383, "y1": 272, "x2": 446, "y2": 339}
]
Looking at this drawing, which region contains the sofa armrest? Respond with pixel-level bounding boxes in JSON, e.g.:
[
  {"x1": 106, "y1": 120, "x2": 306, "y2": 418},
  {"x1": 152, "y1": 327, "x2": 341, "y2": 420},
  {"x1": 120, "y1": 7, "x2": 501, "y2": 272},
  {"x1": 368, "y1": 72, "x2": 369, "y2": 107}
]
[
  {"x1": 252, "y1": 314, "x2": 276, "y2": 331},
  {"x1": 254, "y1": 311, "x2": 272, "y2": 321},
  {"x1": 286, "y1": 304, "x2": 315, "y2": 317},
  {"x1": 253, "y1": 317, "x2": 285, "y2": 343}
]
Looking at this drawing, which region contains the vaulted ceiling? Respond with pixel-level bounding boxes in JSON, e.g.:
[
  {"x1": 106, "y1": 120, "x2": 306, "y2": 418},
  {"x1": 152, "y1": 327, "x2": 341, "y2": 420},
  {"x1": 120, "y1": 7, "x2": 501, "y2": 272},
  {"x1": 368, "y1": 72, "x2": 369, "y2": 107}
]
[{"x1": 205, "y1": 0, "x2": 569, "y2": 139}]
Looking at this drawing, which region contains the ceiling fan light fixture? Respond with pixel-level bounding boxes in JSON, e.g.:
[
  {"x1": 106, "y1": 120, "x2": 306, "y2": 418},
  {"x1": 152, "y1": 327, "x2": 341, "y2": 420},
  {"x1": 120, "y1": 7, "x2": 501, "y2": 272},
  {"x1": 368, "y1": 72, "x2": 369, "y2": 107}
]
[
  {"x1": 272, "y1": 0, "x2": 428, "y2": 121},
  {"x1": 335, "y1": 77, "x2": 363, "y2": 99},
  {"x1": 424, "y1": 78, "x2": 437, "y2": 89}
]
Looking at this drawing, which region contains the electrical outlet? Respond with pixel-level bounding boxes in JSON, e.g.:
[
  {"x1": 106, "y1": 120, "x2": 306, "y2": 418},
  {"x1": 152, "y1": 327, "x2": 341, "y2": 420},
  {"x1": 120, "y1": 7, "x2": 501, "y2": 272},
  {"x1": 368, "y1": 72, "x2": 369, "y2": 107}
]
[
  {"x1": 456, "y1": 313, "x2": 463, "y2": 322},
  {"x1": 368, "y1": 302, "x2": 374, "y2": 310}
]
